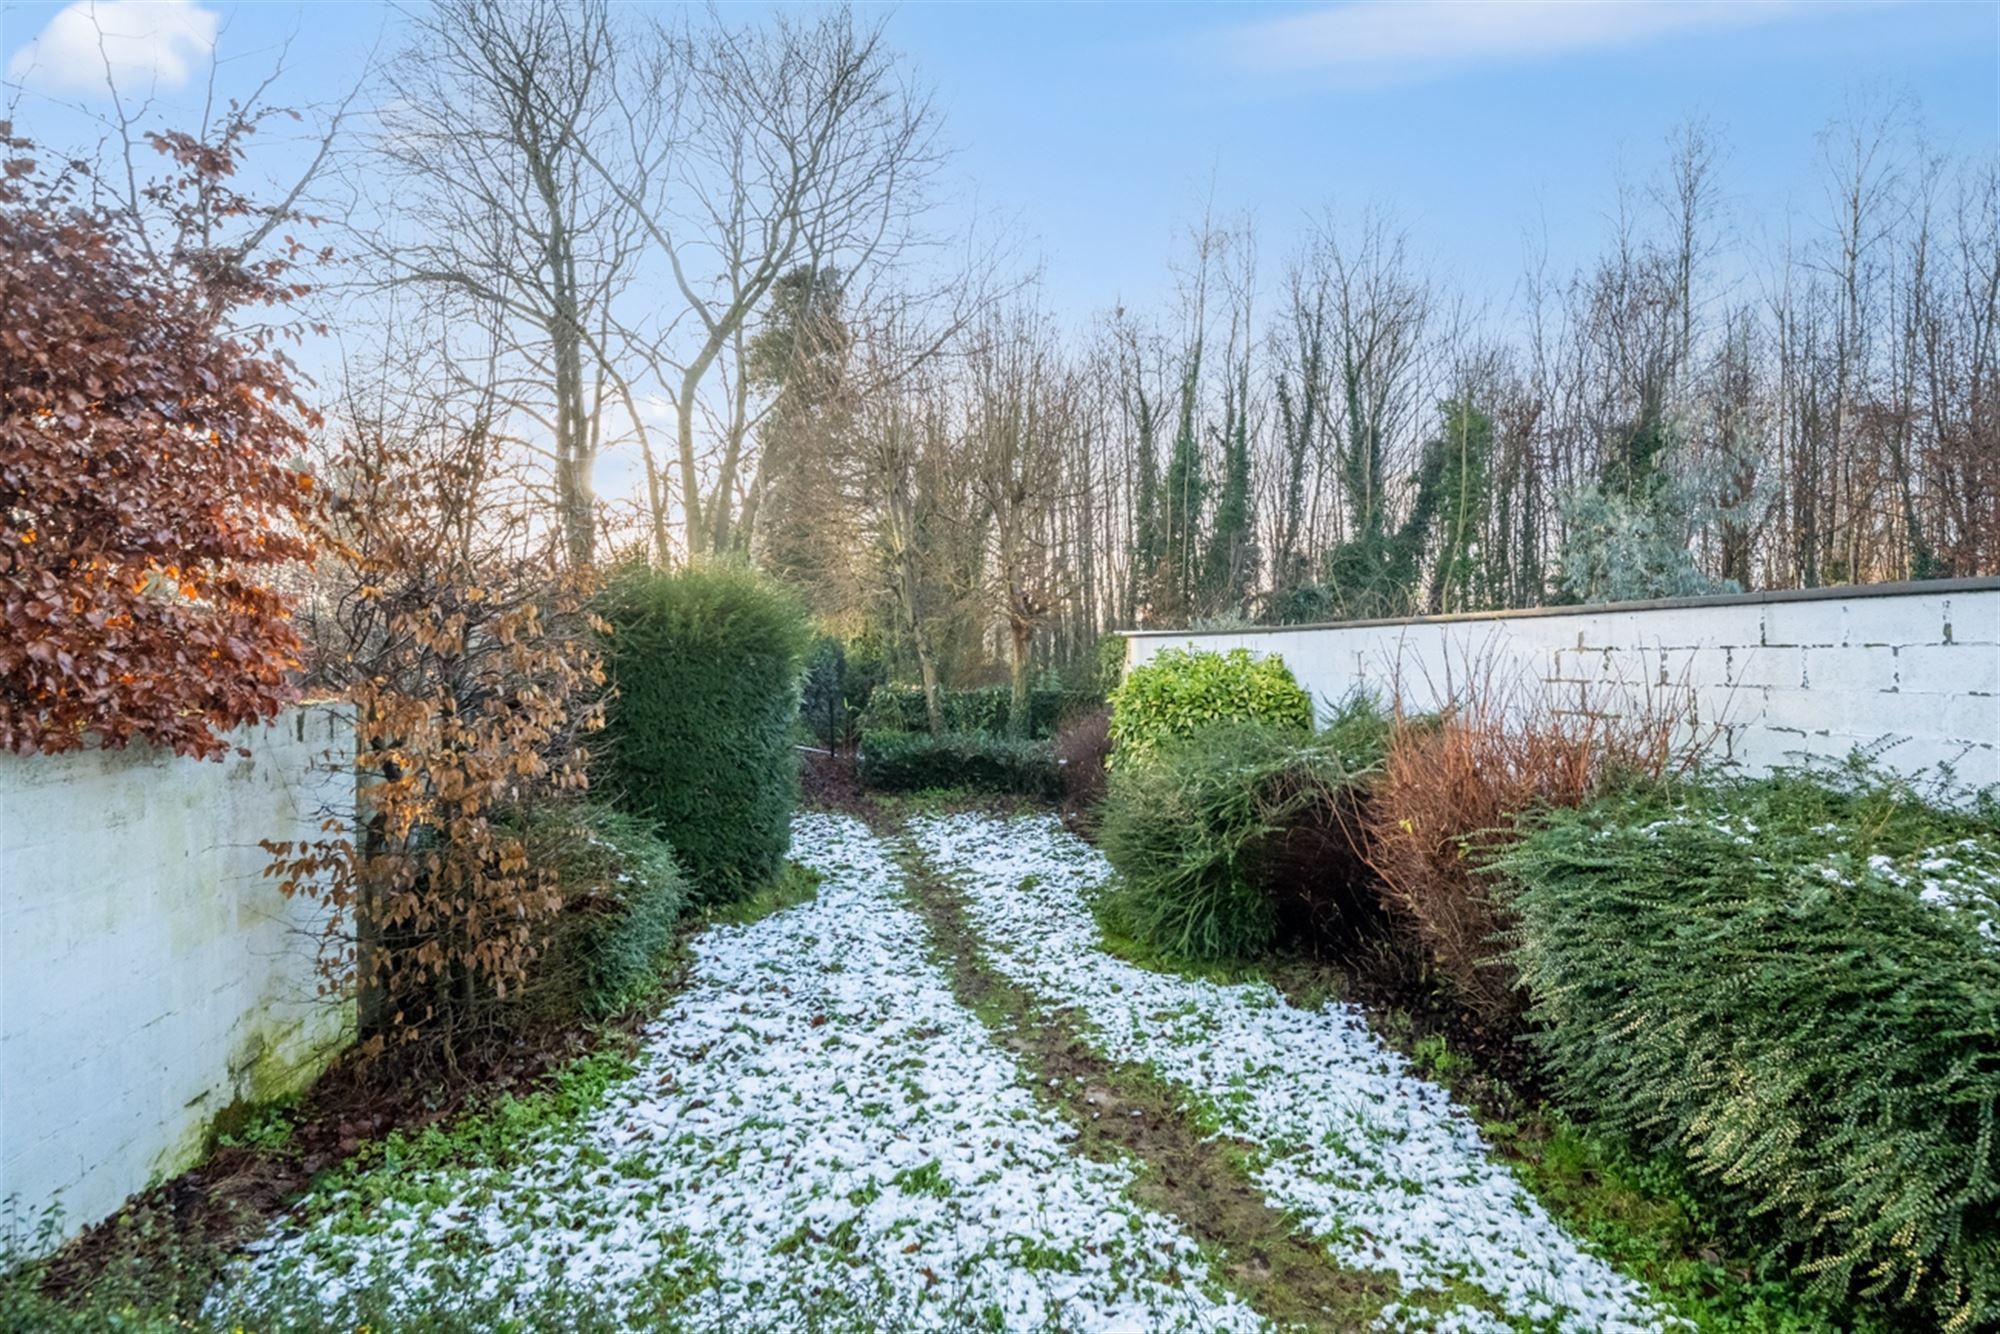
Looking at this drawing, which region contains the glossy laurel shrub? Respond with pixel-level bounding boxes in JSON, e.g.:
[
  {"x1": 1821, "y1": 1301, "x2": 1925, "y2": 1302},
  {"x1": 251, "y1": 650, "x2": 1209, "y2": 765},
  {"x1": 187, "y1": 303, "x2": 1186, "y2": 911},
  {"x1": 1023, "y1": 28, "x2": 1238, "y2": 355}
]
[
  {"x1": 598, "y1": 561, "x2": 812, "y2": 904},
  {"x1": 1106, "y1": 647, "x2": 1312, "y2": 769}
]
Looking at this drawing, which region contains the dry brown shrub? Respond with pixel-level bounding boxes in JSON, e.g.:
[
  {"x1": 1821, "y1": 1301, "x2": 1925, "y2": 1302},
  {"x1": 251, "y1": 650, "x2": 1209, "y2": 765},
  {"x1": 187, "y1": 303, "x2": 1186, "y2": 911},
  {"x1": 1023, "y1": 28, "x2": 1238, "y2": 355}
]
[
  {"x1": 1, "y1": 118, "x2": 321, "y2": 759},
  {"x1": 265, "y1": 415, "x2": 606, "y2": 1067},
  {"x1": 1055, "y1": 705, "x2": 1112, "y2": 829},
  {"x1": 1362, "y1": 654, "x2": 1712, "y2": 1026}
]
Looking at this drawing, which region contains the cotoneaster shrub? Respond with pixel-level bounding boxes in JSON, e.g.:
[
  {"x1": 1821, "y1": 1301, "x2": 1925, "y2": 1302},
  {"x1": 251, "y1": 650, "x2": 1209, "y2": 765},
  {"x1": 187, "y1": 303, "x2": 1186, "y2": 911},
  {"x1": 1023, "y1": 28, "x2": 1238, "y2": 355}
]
[
  {"x1": 1493, "y1": 768, "x2": 2000, "y2": 1328},
  {"x1": 856, "y1": 730, "x2": 1062, "y2": 798},
  {"x1": 1097, "y1": 705, "x2": 1387, "y2": 962},
  {"x1": 598, "y1": 562, "x2": 812, "y2": 904},
  {"x1": 1107, "y1": 647, "x2": 1312, "y2": 769}
]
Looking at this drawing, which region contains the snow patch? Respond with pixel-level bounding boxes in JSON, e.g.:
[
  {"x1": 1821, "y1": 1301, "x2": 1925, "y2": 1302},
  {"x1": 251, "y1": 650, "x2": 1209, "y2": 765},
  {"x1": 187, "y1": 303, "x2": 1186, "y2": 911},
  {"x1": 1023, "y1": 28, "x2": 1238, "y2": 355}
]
[
  {"x1": 910, "y1": 812, "x2": 1676, "y2": 1334},
  {"x1": 221, "y1": 813, "x2": 1266, "y2": 1333}
]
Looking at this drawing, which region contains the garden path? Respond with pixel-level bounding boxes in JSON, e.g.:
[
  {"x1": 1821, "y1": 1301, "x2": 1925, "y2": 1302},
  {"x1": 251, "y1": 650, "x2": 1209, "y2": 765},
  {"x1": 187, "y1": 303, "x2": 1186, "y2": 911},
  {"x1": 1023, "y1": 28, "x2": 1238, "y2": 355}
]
[{"x1": 220, "y1": 811, "x2": 1674, "y2": 1333}]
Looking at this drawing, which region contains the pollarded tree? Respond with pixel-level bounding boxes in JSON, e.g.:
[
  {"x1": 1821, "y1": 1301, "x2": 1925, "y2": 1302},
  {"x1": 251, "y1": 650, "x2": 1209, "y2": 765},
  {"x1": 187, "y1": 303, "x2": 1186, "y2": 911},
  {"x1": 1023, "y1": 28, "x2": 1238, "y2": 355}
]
[
  {"x1": 0, "y1": 121, "x2": 319, "y2": 759},
  {"x1": 967, "y1": 304, "x2": 1076, "y2": 736}
]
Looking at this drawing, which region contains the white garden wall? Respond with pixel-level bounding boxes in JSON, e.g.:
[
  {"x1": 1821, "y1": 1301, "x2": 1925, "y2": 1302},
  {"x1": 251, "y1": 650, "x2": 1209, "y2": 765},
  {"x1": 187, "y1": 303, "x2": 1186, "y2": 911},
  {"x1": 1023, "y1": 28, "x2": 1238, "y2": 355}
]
[
  {"x1": 0, "y1": 704, "x2": 354, "y2": 1251},
  {"x1": 1127, "y1": 578, "x2": 2000, "y2": 790}
]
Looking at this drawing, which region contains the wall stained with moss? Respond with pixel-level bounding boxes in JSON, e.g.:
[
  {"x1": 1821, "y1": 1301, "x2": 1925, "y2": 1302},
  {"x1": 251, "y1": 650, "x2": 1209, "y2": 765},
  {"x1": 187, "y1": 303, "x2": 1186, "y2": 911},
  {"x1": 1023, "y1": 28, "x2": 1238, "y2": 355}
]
[{"x1": 0, "y1": 704, "x2": 355, "y2": 1251}]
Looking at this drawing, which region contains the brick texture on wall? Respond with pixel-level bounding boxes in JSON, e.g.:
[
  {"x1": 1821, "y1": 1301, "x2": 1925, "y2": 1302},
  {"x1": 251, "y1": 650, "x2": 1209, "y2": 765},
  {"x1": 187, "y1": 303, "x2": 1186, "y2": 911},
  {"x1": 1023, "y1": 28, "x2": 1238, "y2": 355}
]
[{"x1": 1126, "y1": 579, "x2": 2000, "y2": 791}]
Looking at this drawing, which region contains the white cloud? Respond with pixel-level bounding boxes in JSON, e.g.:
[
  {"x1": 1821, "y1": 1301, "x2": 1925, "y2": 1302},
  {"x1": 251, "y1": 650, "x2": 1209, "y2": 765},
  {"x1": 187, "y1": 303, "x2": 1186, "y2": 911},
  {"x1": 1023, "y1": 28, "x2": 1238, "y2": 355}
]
[
  {"x1": 7, "y1": 0, "x2": 219, "y2": 97},
  {"x1": 1225, "y1": 1, "x2": 1805, "y2": 81}
]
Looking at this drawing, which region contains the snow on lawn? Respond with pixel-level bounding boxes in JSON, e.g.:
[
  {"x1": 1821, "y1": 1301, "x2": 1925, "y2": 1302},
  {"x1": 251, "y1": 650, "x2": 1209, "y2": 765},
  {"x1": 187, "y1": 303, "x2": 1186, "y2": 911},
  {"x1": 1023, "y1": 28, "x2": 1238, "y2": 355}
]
[
  {"x1": 909, "y1": 812, "x2": 1676, "y2": 1334},
  {"x1": 223, "y1": 813, "x2": 1265, "y2": 1334}
]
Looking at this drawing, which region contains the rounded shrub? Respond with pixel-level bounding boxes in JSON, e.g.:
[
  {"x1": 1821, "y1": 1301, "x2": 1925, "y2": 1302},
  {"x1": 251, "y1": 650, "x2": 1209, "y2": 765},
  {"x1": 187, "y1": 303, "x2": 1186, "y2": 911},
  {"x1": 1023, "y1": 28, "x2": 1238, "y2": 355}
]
[
  {"x1": 598, "y1": 561, "x2": 813, "y2": 904},
  {"x1": 518, "y1": 803, "x2": 688, "y2": 1019},
  {"x1": 1107, "y1": 646, "x2": 1313, "y2": 768},
  {"x1": 1097, "y1": 712, "x2": 1385, "y2": 961}
]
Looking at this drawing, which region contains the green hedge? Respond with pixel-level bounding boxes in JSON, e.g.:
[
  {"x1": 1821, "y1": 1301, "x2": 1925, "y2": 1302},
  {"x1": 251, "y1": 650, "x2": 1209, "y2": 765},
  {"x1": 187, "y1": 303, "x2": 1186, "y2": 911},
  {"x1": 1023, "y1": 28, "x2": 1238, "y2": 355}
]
[
  {"x1": 856, "y1": 729, "x2": 1063, "y2": 798},
  {"x1": 598, "y1": 562, "x2": 812, "y2": 904},
  {"x1": 1097, "y1": 706, "x2": 1387, "y2": 961},
  {"x1": 856, "y1": 684, "x2": 1096, "y2": 739},
  {"x1": 519, "y1": 803, "x2": 688, "y2": 1019},
  {"x1": 1494, "y1": 770, "x2": 2000, "y2": 1327},
  {"x1": 1107, "y1": 647, "x2": 1313, "y2": 769}
]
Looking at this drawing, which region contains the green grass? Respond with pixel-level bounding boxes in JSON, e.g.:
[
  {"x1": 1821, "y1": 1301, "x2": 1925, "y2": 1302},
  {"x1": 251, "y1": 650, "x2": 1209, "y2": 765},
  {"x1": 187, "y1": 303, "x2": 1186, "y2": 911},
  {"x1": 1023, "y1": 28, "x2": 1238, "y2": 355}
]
[
  {"x1": 298, "y1": 1049, "x2": 634, "y2": 1232},
  {"x1": 1090, "y1": 914, "x2": 1272, "y2": 988},
  {"x1": 696, "y1": 860, "x2": 821, "y2": 928},
  {"x1": 1, "y1": 852, "x2": 826, "y2": 1334},
  {"x1": 1094, "y1": 879, "x2": 1886, "y2": 1333}
]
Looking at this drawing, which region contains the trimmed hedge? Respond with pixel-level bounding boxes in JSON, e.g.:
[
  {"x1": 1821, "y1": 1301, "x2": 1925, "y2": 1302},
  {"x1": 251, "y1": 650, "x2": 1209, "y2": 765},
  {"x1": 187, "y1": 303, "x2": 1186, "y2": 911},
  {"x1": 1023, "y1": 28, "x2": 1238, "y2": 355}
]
[
  {"x1": 598, "y1": 562, "x2": 813, "y2": 904},
  {"x1": 519, "y1": 803, "x2": 688, "y2": 1019},
  {"x1": 1097, "y1": 705, "x2": 1387, "y2": 961},
  {"x1": 856, "y1": 684, "x2": 1096, "y2": 740},
  {"x1": 1107, "y1": 647, "x2": 1312, "y2": 769},
  {"x1": 1494, "y1": 770, "x2": 2000, "y2": 1327},
  {"x1": 856, "y1": 729, "x2": 1063, "y2": 798}
]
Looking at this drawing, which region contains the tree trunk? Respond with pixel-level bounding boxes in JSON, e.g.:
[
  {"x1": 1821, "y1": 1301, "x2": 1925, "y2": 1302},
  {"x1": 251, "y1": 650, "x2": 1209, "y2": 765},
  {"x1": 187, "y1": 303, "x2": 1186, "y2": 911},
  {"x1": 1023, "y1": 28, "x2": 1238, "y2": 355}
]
[{"x1": 1007, "y1": 616, "x2": 1033, "y2": 739}]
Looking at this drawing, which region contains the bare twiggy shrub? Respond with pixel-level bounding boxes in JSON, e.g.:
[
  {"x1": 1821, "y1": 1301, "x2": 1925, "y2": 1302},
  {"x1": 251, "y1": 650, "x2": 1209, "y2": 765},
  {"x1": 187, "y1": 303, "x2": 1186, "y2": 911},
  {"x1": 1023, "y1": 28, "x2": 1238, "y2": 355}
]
[
  {"x1": 1362, "y1": 652, "x2": 1713, "y2": 1025},
  {"x1": 1054, "y1": 705, "x2": 1111, "y2": 829}
]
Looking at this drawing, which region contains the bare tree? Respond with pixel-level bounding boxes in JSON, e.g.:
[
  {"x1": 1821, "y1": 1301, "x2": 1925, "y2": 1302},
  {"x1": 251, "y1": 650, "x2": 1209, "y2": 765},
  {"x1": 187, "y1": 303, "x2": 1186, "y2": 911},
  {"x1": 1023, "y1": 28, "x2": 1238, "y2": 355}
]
[
  {"x1": 575, "y1": 5, "x2": 944, "y2": 558},
  {"x1": 965, "y1": 302, "x2": 1076, "y2": 733},
  {"x1": 352, "y1": 0, "x2": 665, "y2": 566}
]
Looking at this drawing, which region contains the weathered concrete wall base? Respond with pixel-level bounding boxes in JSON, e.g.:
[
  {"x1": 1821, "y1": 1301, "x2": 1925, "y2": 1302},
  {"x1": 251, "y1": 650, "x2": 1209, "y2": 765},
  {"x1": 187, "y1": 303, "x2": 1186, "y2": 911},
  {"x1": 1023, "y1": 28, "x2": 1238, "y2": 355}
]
[
  {"x1": 1127, "y1": 579, "x2": 2000, "y2": 789},
  {"x1": 0, "y1": 705, "x2": 355, "y2": 1251}
]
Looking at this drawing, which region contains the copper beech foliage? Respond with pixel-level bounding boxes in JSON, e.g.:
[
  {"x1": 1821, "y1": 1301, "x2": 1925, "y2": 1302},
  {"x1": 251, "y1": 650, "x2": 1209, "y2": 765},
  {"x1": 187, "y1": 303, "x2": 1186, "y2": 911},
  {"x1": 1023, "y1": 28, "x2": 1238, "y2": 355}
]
[
  {"x1": 264, "y1": 420, "x2": 607, "y2": 1057},
  {"x1": 0, "y1": 119, "x2": 322, "y2": 759}
]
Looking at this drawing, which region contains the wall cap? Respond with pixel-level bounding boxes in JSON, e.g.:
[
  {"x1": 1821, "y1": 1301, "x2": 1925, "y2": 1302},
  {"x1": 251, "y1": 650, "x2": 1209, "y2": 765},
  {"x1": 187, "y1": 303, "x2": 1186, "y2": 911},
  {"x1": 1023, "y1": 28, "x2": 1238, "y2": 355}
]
[{"x1": 1120, "y1": 575, "x2": 2000, "y2": 640}]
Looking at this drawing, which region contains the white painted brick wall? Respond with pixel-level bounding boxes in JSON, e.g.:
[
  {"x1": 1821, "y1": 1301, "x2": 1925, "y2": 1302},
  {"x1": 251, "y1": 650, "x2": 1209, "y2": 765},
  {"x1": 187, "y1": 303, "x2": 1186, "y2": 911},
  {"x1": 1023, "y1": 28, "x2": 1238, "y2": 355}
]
[
  {"x1": 1127, "y1": 581, "x2": 2000, "y2": 792},
  {"x1": 0, "y1": 704, "x2": 355, "y2": 1251}
]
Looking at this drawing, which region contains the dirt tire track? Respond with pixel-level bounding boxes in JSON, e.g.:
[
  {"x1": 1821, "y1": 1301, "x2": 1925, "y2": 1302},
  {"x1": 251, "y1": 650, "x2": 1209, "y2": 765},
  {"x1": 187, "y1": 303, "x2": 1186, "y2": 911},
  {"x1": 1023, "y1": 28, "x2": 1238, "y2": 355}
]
[{"x1": 895, "y1": 837, "x2": 1398, "y2": 1333}]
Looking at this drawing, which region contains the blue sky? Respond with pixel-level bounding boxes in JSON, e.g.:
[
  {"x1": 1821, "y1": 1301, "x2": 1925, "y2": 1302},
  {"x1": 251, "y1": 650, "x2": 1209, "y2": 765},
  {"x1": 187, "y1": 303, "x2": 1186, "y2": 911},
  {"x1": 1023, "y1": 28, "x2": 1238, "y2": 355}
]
[{"x1": 4, "y1": 0, "x2": 1996, "y2": 324}]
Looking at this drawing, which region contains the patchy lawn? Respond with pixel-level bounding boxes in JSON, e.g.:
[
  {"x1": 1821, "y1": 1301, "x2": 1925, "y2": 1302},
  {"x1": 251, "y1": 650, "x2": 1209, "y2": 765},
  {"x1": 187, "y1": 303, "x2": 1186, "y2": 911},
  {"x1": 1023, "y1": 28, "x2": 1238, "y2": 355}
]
[
  {"x1": 214, "y1": 814, "x2": 1263, "y2": 1332},
  {"x1": 185, "y1": 809, "x2": 1689, "y2": 1332},
  {"x1": 909, "y1": 812, "x2": 1671, "y2": 1334}
]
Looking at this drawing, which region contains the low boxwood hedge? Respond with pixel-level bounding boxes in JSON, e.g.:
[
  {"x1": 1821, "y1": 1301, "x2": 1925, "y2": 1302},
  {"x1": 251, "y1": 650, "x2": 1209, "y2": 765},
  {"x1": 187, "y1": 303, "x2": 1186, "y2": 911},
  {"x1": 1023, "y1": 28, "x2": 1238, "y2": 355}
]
[
  {"x1": 856, "y1": 729, "x2": 1063, "y2": 798},
  {"x1": 856, "y1": 684, "x2": 1096, "y2": 739}
]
